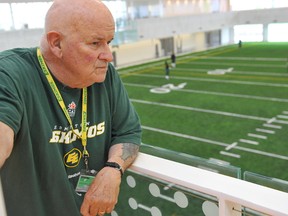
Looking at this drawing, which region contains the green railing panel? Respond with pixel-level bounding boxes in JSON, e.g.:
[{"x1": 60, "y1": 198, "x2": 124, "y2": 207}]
[
  {"x1": 113, "y1": 170, "x2": 219, "y2": 216},
  {"x1": 140, "y1": 144, "x2": 241, "y2": 178},
  {"x1": 244, "y1": 171, "x2": 288, "y2": 193}
]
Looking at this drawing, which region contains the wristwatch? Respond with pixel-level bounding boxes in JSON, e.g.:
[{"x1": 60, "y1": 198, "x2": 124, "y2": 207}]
[{"x1": 105, "y1": 162, "x2": 124, "y2": 177}]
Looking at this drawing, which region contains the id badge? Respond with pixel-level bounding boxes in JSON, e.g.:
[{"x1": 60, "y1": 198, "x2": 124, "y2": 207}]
[{"x1": 75, "y1": 169, "x2": 97, "y2": 193}]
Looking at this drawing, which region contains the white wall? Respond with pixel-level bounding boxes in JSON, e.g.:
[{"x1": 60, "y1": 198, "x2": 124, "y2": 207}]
[
  {"x1": 135, "y1": 7, "x2": 288, "y2": 41},
  {"x1": 0, "y1": 29, "x2": 42, "y2": 51},
  {"x1": 112, "y1": 40, "x2": 157, "y2": 66},
  {"x1": 111, "y1": 32, "x2": 207, "y2": 67}
]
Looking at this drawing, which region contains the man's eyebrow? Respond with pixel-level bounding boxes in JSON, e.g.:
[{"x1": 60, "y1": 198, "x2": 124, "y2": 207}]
[{"x1": 90, "y1": 35, "x2": 114, "y2": 41}]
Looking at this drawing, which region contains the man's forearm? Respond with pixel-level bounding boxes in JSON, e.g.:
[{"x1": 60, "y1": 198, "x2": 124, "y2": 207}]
[
  {"x1": 107, "y1": 143, "x2": 140, "y2": 171},
  {"x1": 0, "y1": 122, "x2": 14, "y2": 169}
]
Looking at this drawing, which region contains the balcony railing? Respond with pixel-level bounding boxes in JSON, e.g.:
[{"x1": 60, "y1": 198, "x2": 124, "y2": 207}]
[
  {"x1": 126, "y1": 152, "x2": 288, "y2": 216},
  {"x1": 1, "y1": 151, "x2": 288, "y2": 216}
]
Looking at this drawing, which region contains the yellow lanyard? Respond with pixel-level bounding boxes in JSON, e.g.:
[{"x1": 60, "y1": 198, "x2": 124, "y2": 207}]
[{"x1": 36, "y1": 48, "x2": 89, "y2": 167}]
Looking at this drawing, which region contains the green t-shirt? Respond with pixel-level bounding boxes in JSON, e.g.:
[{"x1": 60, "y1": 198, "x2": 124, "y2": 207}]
[{"x1": 0, "y1": 48, "x2": 142, "y2": 216}]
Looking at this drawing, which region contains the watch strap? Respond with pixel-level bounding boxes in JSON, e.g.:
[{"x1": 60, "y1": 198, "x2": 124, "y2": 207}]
[{"x1": 105, "y1": 162, "x2": 124, "y2": 177}]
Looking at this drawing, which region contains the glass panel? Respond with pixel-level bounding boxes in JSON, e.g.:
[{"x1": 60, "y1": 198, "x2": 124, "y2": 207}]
[
  {"x1": 140, "y1": 144, "x2": 241, "y2": 178},
  {"x1": 242, "y1": 208, "x2": 269, "y2": 216},
  {"x1": 234, "y1": 24, "x2": 264, "y2": 43},
  {"x1": 242, "y1": 171, "x2": 288, "y2": 216},
  {"x1": 112, "y1": 170, "x2": 219, "y2": 216},
  {"x1": 268, "y1": 23, "x2": 288, "y2": 42},
  {"x1": 244, "y1": 171, "x2": 288, "y2": 193}
]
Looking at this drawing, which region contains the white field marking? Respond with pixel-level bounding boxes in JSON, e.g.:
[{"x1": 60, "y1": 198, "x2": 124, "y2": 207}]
[
  {"x1": 256, "y1": 128, "x2": 275, "y2": 134},
  {"x1": 142, "y1": 125, "x2": 228, "y2": 147},
  {"x1": 134, "y1": 74, "x2": 288, "y2": 88},
  {"x1": 274, "y1": 119, "x2": 288, "y2": 125},
  {"x1": 267, "y1": 118, "x2": 276, "y2": 124},
  {"x1": 225, "y1": 142, "x2": 238, "y2": 150},
  {"x1": 173, "y1": 67, "x2": 288, "y2": 77},
  {"x1": 131, "y1": 99, "x2": 269, "y2": 121},
  {"x1": 225, "y1": 70, "x2": 288, "y2": 77},
  {"x1": 126, "y1": 82, "x2": 288, "y2": 103},
  {"x1": 199, "y1": 56, "x2": 286, "y2": 61},
  {"x1": 239, "y1": 139, "x2": 259, "y2": 145},
  {"x1": 283, "y1": 111, "x2": 288, "y2": 115},
  {"x1": 277, "y1": 115, "x2": 288, "y2": 119},
  {"x1": 142, "y1": 125, "x2": 288, "y2": 160},
  {"x1": 248, "y1": 133, "x2": 267, "y2": 139},
  {"x1": 186, "y1": 61, "x2": 285, "y2": 68},
  {"x1": 220, "y1": 151, "x2": 241, "y2": 158},
  {"x1": 263, "y1": 123, "x2": 282, "y2": 129}
]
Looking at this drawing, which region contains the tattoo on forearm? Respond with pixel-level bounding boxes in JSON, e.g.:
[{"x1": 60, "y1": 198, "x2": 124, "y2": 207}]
[{"x1": 121, "y1": 143, "x2": 139, "y2": 161}]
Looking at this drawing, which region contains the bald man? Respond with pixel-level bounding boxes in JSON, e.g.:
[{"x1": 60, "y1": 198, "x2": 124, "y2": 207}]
[{"x1": 0, "y1": 0, "x2": 141, "y2": 215}]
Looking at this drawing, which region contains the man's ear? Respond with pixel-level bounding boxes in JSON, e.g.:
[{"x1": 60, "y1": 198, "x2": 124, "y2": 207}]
[{"x1": 46, "y1": 31, "x2": 63, "y2": 58}]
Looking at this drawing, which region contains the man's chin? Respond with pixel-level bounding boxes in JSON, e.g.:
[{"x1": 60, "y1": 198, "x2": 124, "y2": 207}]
[{"x1": 94, "y1": 74, "x2": 107, "y2": 83}]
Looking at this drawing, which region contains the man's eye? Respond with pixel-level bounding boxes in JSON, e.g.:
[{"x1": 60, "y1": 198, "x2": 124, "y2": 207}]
[
  {"x1": 92, "y1": 42, "x2": 99, "y2": 45},
  {"x1": 107, "y1": 39, "x2": 114, "y2": 45}
]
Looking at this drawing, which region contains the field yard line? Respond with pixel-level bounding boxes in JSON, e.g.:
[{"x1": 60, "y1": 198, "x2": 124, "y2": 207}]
[
  {"x1": 263, "y1": 123, "x2": 282, "y2": 129},
  {"x1": 274, "y1": 119, "x2": 288, "y2": 125},
  {"x1": 239, "y1": 139, "x2": 259, "y2": 145},
  {"x1": 142, "y1": 125, "x2": 288, "y2": 160},
  {"x1": 220, "y1": 151, "x2": 241, "y2": 158},
  {"x1": 195, "y1": 56, "x2": 286, "y2": 61},
  {"x1": 174, "y1": 68, "x2": 288, "y2": 77},
  {"x1": 131, "y1": 99, "x2": 269, "y2": 121},
  {"x1": 225, "y1": 142, "x2": 238, "y2": 150},
  {"x1": 248, "y1": 133, "x2": 267, "y2": 139},
  {"x1": 125, "y1": 83, "x2": 288, "y2": 103},
  {"x1": 277, "y1": 115, "x2": 288, "y2": 119},
  {"x1": 185, "y1": 61, "x2": 285, "y2": 68},
  {"x1": 134, "y1": 74, "x2": 288, "y2": 88},
  {"x1": 256, "y1": 128, "x2": 275, "y2": 134},
  {"x1": 142, "y1": 125, "x2": 228, "y2": 147}
]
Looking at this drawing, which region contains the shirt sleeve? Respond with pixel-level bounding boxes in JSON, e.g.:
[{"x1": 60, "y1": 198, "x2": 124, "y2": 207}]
[
  {"x1": 0, "y1": 70, "x2": 23, "y2": 135},
  {"x1": 107, "y1": 65, "x2": 142, "y2": 146}
]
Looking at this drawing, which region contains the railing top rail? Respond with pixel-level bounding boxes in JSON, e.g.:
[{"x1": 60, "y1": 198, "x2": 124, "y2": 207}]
[{"x1": 130, "y1": 153, "x2": 288, "y2": 216}]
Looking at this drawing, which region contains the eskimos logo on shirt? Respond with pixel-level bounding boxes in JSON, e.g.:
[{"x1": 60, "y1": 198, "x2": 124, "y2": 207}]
[{"x1": 49, "y1": 121, "x2": 105, "y2": 144}]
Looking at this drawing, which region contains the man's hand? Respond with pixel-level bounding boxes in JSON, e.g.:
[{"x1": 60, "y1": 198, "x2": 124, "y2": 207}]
[
  {"x1": 80, "y1": 167, "x2": 121, "y2": 216},
  {"x1": 80, "y1": 143, "x2": 139, "y2": 216}
]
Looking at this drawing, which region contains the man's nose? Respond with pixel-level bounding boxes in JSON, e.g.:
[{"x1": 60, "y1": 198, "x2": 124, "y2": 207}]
[{"x1": 99, "y1": 44, "x2": 113, "y2": 62}]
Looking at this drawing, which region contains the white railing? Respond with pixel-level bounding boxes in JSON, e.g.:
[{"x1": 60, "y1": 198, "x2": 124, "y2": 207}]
[
  {"x1": 1, "y1": 153, "x2": 287, "y2": 215},
  {"x1": 130, "y1": 153, "x2": 288, "y2": 216},
  {"x1": 0, "y1": 179, "x2": 7, "y2": 216}
]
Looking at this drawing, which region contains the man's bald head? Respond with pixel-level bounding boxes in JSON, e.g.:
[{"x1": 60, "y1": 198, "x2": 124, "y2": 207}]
[{"x1": 44, "y1": 0, "x2": 114, "y2": 35}]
